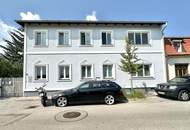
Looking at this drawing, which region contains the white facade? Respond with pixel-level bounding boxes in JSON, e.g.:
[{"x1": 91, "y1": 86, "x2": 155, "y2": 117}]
[{"x1": 21, "y1": 21, "x2": 167, "y2": 92}]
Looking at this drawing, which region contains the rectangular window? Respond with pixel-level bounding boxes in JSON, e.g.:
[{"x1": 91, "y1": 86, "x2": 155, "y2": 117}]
[
  {"x1": 59, "y1": 65, "x2": 70, "y2": 80},
  {"x1": 35, "y1": 31, "x2": 47, "y2": 46},
  {"x1": 103, "y1": 65, "x2": 113, "y2": 79},
  {"x1": 133, "y1": 64, "x2": 151, "y2": 77},
  {"x1": 81, "y1": 65, "x2": 92, "y2": 79},
  {"x1": 102, "y1": 32, "x2": 112, "y2": 45},
  {"x1": 58, "y1": 32, "x2": 69, "y2": 45},
  {"x1": 35, "y1": 66, "x2": 46, "y2": 80},
  {"x1": 128, "y1": 32, "x2": 149, "y2": 45},
  {"x1": 80, "y1": 32, "x2": 91, "y2": 45}
]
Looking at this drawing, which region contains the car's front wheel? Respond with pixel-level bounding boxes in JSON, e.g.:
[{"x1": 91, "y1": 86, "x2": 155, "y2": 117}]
[
  {"x1": 56, "y1": 96, "x2": 68, "y2": 107},
  {"x1": 104, "y1": 95, "x2": 115, "y2": 105},
  {"x1": 178, "y1": 90, "x2": 190, "y2": 101}
]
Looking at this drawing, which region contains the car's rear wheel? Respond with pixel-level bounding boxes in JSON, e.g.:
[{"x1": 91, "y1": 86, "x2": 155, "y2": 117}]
[
  {"x1": 178, "y1": 90, "x2": 189, "y2": 101},
  {"x1": 104, "y1": 95, "x2": 115, "y2": 105},
  {"x1": 56, "y1": 96, "x2": 67, "y2": 107}
]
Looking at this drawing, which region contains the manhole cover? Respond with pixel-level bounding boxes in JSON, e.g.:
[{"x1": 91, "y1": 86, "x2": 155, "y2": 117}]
[
  {"x1": 55, "y1": 110, "x2": 88, "y2": 122},
  {"x1": 63, "y1": 112, "x2": 81, "y2": 118}
]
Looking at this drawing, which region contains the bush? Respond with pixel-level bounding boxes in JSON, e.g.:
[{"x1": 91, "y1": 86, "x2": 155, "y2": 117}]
[{"x1": 122, "y1": 89, "x2": 146, "y2": 99}]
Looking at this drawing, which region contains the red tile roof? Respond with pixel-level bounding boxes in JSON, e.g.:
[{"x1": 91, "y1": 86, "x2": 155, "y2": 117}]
[{"x1": 164, "y1": 37, "x2": 190, "y2": 56}]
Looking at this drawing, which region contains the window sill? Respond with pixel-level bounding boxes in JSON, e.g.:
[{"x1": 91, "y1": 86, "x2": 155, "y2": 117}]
[
  {"x1": 57, "y1": 45, "x2": 71, "y2": 47},
  {"x1": 33, "y1": 79, "x2": 48, "y2": 83},
  {"x1": 132, "y1": 44, "x2": 151, "y2": 47},
  {"x1": 103, "y1": 77, "x2": 115, "y2": 81},
  {"x1": 101, "y1": 44, "x2": 114, "y2": 47},
  {"x1": 80, "y1": 78, "x2": 93, "y2": 81},
  {"x1": 33, "y1": 45, "x2": 48, "y2": 48},
  {"x1": 79, "y1": 45, "x2": 93, "y2": 47},
  {"x1": 57, "y1": 79, "x2": 72, "y2": 82},
  {"x1": 131, "y1": 76, "x2": 155, "y2": 80}
]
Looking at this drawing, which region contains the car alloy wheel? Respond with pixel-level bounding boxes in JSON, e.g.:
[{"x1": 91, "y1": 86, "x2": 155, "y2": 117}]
[
  {"x1": 178, "y1": 90, "x2": 189, "y2": 101},
  {"x1": 56, "y1": 96, "x2": 67, "y2": 107},
  {"x1": 104, "y1": 95, "x2": 115, "y2": 105}
]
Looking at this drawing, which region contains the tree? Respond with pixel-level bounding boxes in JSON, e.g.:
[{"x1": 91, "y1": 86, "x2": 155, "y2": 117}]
[
  {"x1": 0, "y1": 29, "x2": 24, "y2": 63},
  {"x1": 0, "y1": 29, "x2": 24, "y2": 77},
  {"x1": 120, "y1": 37, "x2": 140, "y2": 94}
]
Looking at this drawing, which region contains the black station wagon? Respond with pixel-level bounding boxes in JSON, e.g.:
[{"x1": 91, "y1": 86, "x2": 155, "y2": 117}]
[{"x1": 51, "y1": 80, "x2": 126, "y2": 107}]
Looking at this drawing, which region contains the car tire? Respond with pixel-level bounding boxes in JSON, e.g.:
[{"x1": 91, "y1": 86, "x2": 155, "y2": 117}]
[
  {"x1": 56, "y1": 96, "x2": 68, "y2": 107},
  {"x1": 104, "y1": 94, "x2": 115, "y2": 105},
  {"x1": 41, "y1": 98, "x2": 47, "y2": 107},
  {"x1": 178, "y1": 90, "x2": 190, "y2": 101}
]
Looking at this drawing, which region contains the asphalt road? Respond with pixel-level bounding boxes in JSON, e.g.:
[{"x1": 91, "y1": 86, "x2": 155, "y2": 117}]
[{"x1": 0, "y1": 96, "x2": 190, "y2": 130}]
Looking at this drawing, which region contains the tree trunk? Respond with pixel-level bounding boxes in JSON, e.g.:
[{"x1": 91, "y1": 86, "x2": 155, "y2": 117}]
[{"x1": 130, "y1": 74, "x2": 134, "y2": 97}]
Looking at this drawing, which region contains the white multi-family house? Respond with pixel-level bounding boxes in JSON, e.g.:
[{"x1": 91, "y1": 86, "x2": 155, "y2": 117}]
[{"x1": 16, "y1": 20, "x2": 167, "y2": 95}]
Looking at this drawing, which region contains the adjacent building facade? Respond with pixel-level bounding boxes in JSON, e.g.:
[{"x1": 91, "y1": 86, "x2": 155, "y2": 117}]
[
  {"x1": 165, "y1": 37, "x2": 190, "y2": 80},
  {"x1": 16, "y1": 20, "x2": 167, "y2": 94}
]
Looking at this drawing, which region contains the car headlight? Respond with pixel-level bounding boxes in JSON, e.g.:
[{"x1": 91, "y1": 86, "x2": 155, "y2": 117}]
[{"x1": 169, "y1": 86, "x2": 177, "y2": 90}]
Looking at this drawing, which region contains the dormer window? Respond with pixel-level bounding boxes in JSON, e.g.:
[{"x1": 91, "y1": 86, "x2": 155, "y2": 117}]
[{"x1": 172, "y1": 40, "x2": 183, "y2": 52}]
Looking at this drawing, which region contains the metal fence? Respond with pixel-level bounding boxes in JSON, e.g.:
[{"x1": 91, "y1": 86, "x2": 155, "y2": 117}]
[{"x1": 0, "y1": 78, "x2": 23, "y2": 97}]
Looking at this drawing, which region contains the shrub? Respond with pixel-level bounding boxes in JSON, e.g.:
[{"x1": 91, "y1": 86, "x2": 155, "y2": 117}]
[{"x1": 122, "y1": 89, "x2": 146, "y2": 99}]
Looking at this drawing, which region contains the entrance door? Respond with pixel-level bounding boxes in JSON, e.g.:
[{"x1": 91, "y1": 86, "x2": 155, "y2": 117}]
[{"x1": 175, "y1": 64, "x2": 188, "y2": 77}]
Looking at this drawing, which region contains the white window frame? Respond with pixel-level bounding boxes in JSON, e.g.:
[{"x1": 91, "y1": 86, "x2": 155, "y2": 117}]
[
  {"x1": 34, "y1": 64, "x2": 48, "y2": 82},
  {"x1": 132, "y1": 64, "x2": 152, "y2": 78},
  {"x1": 58, "y1": 64, "x2": 72, "y2": 81},
  {"x1": 33, "y1": 30, "x2": 48, "y2": 47},
  {"x1": 101, "y1": 30, "x2": 114, "y2": 46},
  {"x1": 81, "y1": 64, "x2": 94, "y2": 79},
  {"x1": 56, "y1": 30, "x2": 71, "y2": 46},
  {"x1": 127, "y1": 30, "x2": 150, "y2": 45},
  {"x1": 102, "y1": 64, "x2": 115, "y2": 79},
  {"x1": 79, "y1": 30, "x2": 93, "y2": 46}
]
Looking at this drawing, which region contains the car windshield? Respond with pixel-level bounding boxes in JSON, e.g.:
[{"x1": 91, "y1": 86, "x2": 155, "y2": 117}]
[{"x1": 169, "y1": 77, "x2": 188, "y2": 83}]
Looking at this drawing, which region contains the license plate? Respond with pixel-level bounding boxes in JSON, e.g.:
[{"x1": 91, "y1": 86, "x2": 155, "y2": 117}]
[{"x1": 158, "y1": 91, "x2": 165, "y2": 95}]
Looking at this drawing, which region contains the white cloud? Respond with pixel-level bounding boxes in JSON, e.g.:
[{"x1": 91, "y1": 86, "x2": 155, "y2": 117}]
[
  {"x1": 0, "y1": 19, "x2": 16, "y2": 53},
  {"x1": 86, "y1": 11, "x2": 98, "y2": 21},
  {"x1": 20, "y1": 11, "x2": 41, "y2": 20}
]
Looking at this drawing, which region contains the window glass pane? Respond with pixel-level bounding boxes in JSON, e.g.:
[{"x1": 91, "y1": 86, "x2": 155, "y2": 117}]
[
  {"x1": 135, "y1": 33, "x2": 141, "y2": 45},
  {"x1": 80, "y1": 32, "x2": 85, "y2": 45},
  {"x1": 144, "y1": 65, "x2": 150, "y2": 76},
  {"x1": 81, "y1": 66, "x2": 86, "y2": 78},
  {"x1": 64, "y1": 32, "x2": 69, "y2": 45},
  {"x1": 59, "y1": 66, "x2": 64, "y2": 79},
  {"x1": 85, "y1": 32, "x2": 91, "y2": 45},
  {"x1": 79, "y1": 83, "x2": 90, "y2": 89},
  {"x1": 103, "y1": 65, "x2": 107, "y2": 78},
  {"x1": 128, "y1": 33, "x2": 134, "y2": 44},
  {"x1": 59, "y1": 33, "x2": 64, "y2": 45},
  {"x1": 108, "y1": 65, "x2": 113, "y2": 77},
  {"x1": 65, "y1": 66, "x2": 70, "y2": 78},
  {"x1": 142, "y1": 33, "x2": 148, "y2": 44},
  {"x1": 41, "y1": 32, "x2": 46, "y2": 46},
  {"x1": 137, "y1": 65, "x2": 143, "y2": 76},
  {"x1": 107, "y1": 33, "x2": 111, "y2": 45},
  {"x1": 42, "y1": 66, "x2": 46, "y2": 78},
  {"x1": 35, "y1": 32, "x2": 41, "y2": 45},
  {"x1": 35, "y1": 66, "x2": 41, "y2": 79},
  {"x1": 102, "y1": 32, "x2": 107, "y2": 45},
  {"x1": 92, "y1": 83, "x2": 101, "y2": 88},
  {"x1": 87, "y1": 66, "x2": 91, "y2": 77}
]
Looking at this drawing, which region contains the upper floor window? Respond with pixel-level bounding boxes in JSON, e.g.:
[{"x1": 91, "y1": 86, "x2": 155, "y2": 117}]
[
  {"x1": 103, "y1": 64, "x2": 113, "y2": 79},
  {"x1": 58, "y1": 31, "x2": 70, "y2": 46},
  {"x1": 58, "y1": 65, "x2": 71, "y2": 80},
  {"x1": 128, "y1": 32, "x2": 149, "y2": 45},
  {"x1": 81, "y1": 65, "x2": 93, "y2": 79},
  {"x1": 80, "y1": 32, "x2": 91, "y2": 45},
  {"x1": 172, "y1": 40, "x2": 183, "y2": 52},
  {"x1": 35, "y1": 65, "x2": 47, "y2": 80},
  {"x1": 102, "y1": 32, "x2": 112, "y2": 45},
  {"x1": 34, "y1": 31, "x2": 47, "y2": 46},
  {"x1": 132, "y1": 64, "x2": 151, "y2": 77}
]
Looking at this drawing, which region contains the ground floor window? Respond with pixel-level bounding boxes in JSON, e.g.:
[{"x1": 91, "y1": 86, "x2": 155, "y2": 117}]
[
  {"x1": 59, "y1": 65, "x2": 71, "y2": 80},
  {"x1": 132, "y1": 64, "x2": 151, "y2": 77},
  {"x1": 35, "y1": 66, "x2": 46, "y2": 80},
  {"x1": 81, "y1": 65, "x2": 92, "y2": 79},
  {"x1": 103, "y1": 64, "x2": 113, "y2": 79},
  {"x1": 175, "y1": 64, "x2": 188, "y2": 77}
]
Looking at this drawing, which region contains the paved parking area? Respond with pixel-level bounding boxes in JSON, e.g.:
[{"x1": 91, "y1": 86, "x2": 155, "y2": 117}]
[{"x1": 0, "y1": 96, "x2": 190, "y2": 130}]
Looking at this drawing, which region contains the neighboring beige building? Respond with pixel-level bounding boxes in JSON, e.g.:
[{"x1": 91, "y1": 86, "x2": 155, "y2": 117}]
[{"x1": 165, "y1": 37, "x2": 190, "y2": 80}]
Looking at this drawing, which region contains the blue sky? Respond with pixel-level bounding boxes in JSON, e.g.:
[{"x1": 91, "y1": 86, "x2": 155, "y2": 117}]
[{"x1": 0, "y1": 0, "x2": 190, "y2": 42}]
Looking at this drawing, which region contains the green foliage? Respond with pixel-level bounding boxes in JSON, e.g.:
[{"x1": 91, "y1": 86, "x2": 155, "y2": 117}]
[
  {"x1": 0, "y1": 29, "x2": 24, "y2": 77},
  {"x1": 120, "y1": 37, "x2": 140, "y2": 74}
]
